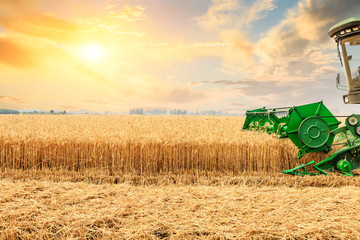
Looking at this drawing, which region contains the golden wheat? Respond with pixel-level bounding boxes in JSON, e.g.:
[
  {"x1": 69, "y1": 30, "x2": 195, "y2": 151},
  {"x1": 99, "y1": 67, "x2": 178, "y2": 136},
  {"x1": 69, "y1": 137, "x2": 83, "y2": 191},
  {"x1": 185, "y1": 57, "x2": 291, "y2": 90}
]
[{"x1": 0, "y1": 115, "x2": 331, "y2": 175}]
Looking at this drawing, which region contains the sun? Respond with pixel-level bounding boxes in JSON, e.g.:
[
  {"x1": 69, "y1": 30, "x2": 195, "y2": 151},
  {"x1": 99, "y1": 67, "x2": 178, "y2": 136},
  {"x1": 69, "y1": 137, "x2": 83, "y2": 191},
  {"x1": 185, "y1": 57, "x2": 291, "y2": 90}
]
[{"x1": 80, "y1": 43, "x2": 105, "y2": 62}]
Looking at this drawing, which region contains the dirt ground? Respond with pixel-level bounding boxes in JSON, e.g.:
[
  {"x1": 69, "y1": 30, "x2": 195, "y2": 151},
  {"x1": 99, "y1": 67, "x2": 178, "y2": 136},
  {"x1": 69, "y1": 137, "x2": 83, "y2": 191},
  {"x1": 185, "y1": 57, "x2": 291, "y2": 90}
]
[{"x1": 1, "y1": 174, "x2": 360, "y2": 239}]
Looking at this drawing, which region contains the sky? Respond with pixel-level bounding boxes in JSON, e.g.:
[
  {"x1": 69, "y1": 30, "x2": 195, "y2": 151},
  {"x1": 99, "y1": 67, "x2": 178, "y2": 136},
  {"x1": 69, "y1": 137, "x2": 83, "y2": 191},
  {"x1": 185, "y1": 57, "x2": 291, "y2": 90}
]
[{"x1": 1, "y1": 0, "x2": 360, "y2": 114}]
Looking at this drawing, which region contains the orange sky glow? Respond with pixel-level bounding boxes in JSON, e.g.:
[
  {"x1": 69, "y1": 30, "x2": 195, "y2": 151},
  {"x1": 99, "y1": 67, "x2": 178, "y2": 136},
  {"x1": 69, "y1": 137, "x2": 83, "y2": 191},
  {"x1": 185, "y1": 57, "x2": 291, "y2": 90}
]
[{"x1": 0, "y1": 0, "x2": 360, "y2": 113}]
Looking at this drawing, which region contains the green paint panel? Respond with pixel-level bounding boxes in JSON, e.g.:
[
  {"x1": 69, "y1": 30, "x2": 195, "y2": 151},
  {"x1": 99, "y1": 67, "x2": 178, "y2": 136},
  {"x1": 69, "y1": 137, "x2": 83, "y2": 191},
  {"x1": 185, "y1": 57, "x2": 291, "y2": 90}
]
[
  {"x1": 298, "y1": 118, "x2": 329, "y2": 148},
  {"x1": 285, "y1": 101, "x2": 340, "y2": 155}
]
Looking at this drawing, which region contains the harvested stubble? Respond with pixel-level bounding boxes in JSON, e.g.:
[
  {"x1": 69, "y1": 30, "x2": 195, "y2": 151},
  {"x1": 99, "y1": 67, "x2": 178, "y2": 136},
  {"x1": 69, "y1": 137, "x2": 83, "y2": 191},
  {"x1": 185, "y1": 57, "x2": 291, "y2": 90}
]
[
  {"x1": 0, "y1": 115, "x2": 330, "y2": 176},
  {"x1": 1, "y1": 179, "x2": 360, "y2": 239}
]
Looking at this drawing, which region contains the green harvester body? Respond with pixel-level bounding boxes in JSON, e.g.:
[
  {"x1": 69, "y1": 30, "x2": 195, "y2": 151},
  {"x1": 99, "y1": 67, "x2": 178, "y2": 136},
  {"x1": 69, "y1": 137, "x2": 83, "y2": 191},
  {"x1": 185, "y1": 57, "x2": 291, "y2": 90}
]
[{"x1": 242, "y1": 18, "x2": 360, "y2": 176}]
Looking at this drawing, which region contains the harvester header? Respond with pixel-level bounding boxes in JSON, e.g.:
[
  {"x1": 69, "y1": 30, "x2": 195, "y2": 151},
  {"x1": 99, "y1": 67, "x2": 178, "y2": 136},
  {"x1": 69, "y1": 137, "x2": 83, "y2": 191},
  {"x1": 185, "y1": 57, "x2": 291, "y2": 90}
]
[
  {"x1": 243, "y1": 101, "x2": 360, "y2": 176},
  {"x1": 243, "y1": 101, "x2": 340, "y2": 159}
]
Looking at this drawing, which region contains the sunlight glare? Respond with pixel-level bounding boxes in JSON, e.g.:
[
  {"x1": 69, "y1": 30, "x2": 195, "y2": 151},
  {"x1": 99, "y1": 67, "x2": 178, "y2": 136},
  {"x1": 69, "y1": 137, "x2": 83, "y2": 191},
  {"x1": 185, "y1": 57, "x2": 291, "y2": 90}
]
[{"x1": 80, "y1": 43, "x2": 105, "y2": 62}]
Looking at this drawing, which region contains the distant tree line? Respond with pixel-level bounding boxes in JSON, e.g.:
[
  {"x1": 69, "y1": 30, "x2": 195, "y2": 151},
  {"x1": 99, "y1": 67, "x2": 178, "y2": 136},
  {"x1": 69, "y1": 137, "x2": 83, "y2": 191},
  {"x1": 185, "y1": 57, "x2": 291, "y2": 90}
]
[
  {"x1": 169, "y1": 109, "x2": 187, "y2": 115},
  {"x1": 49, "y1": 110, "x2": 67, "y2": 115},
  {"x1": 0, "y1": 107, "x2": 238, "y2": 116},
  {"x1": 127, "y1": 108, "x2": 234, "y2": 116},
  {"x1": 23, "y1": 110, "x2": 67, "y2": 115},
  {"x1": 0, "y1": 109, "x2": 20, "y2": 114},
  {"x1": 129, "y1": 108, "x2": 144, "y2": 115},
  {"x1": 129, "y1": 108, "x2": 188, "y2": 115},
  {"x1": 145, "y1": 109, "x2": 167, "y2": 115}
]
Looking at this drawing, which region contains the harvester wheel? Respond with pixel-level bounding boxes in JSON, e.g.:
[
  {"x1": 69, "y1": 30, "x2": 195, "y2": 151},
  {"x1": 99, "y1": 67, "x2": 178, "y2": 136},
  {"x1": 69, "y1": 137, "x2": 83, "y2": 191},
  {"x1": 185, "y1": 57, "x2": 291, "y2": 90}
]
[{"x1": 336, "y1": 159, "x2": 352, "y2": 173}]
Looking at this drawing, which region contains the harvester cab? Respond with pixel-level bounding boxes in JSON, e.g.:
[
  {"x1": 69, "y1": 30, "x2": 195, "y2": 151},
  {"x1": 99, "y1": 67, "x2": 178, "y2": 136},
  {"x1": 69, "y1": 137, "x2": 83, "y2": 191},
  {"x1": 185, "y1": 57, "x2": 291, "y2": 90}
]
[
  {"x1": 243, "y1": 18, "x2": 360, "y2": 176},
  {"x1": 329, "y1": 17, "x2": 360, "y2": 104}
]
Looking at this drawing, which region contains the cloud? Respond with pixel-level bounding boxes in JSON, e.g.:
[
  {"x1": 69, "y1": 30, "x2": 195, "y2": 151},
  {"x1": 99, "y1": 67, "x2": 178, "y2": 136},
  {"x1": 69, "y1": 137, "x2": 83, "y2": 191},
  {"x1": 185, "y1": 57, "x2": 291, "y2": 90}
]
[
  {"x1": 196, "y1": 0, "x2": 276, "y2": 32},
  {"x1": 253, "y1": 0, "x2": 360, "y2": 80},
  {"x1": 84, "y1": 99, "x2": 111, "y2": 105},
  {"x1": 294, "y1": 0, "x2": 360, "y2": 43},
  {"x1": 0, "y1": 0, "x2": 154, "y2": 85},
  {"x1": 0, "y1": 32, "x2": 84, "y2": 74},
  {"x1": 2, "y1": 0, "x2": 357, "y2": 113},
  {"x1": 0, "y1": 38, "x2": 36, "y2": 68},
  {"x1": 0, "y1": 0, "x2": 147, "y2": 45},
  {"x1": 198, "y1": 75, "x2": 344, "y2": 112},
  {"x1": 74, "y1": 65, "x2": 109, "y2": 83},
  {"x1": 199, "y1": 79, "x2": 289, "y2": 97},
  {"x1": 0, "y1": 1, "x2": 125, "y2": 80},
  {"x1": 199, "y1": 79, "x2": 247, "y2": 86},
  {"x1": 0, "y1": 1, "x2": 79, "y2": 72},
  {"x1": 229, "y1": 103, "x2": 243, "y2": 107},
  {"x1": 195, "y1": 0, "x2": 240, "y2": 32},
  {"x1": 219, "y1": 30, "x2": 255, "y2": 73},
  {"x1": 0, "y1": 96, "x2": 33, "y2": 104},
  {"x1": 0, "y1": 1, "x2": 78, "y2": 43},
  {"x1": 76, "y1": 4, "x2": 146, "y2": 37},
  {"x1": 142, "y1": 41, "x2": 232, "y2": 62},
  {"x1": 194, "y1": 0, "x2": 277, "y2": 75},
  {"x1": 106, "y1": 5, "x2": 146, "y2": 22},
  {"x1": 194, "y1": 0, "x2": 360, "y2": 81},
  {"x1": 59, "y1": 105, "x2": 78, "y2": 110},
  {"x1": 243, "y1": 0, "x2": 277, "y2": 27},
  {"x1": 158, "y1": 87, "x2": 206, "y2": 103}
]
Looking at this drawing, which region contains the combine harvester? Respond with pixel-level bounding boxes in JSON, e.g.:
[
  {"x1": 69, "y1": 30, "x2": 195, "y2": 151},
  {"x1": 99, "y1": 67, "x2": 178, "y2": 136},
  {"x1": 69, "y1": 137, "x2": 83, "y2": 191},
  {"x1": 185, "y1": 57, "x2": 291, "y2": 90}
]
[{"x1": 243, "y1": 18, "x2": 360, "y2": 176}]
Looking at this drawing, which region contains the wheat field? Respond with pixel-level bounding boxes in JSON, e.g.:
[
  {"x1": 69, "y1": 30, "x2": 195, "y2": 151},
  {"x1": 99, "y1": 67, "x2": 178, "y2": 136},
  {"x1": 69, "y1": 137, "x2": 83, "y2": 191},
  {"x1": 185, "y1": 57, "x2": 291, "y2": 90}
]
[
  {"x1": 0, "y1": 115, "x2": 327, "y2": 176},
  {"x1": 1, "y1": 115, "x2": 358, "y2": 239}
]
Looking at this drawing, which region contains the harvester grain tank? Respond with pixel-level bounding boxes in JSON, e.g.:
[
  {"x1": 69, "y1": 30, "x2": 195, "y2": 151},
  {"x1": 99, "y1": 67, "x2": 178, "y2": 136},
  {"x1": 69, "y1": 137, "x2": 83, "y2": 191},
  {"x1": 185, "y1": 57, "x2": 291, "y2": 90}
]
[{"x1": 243, "y1": 18, "x2": 360, "y2": 176}]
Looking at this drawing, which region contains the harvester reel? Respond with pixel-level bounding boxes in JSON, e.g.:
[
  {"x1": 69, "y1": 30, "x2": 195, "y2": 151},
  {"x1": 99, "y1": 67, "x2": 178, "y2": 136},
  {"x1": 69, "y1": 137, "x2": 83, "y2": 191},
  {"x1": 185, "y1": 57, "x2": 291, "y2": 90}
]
[
  {"x1": 259, "y1": 119, "x2": 272, "y2": 133},
  {"x1": 243, "y1": 107, "x2": 290, "y2": 135},
  {"x1": 266, "y1": 124, "x2": 274, "y2": 134},
  {"x1": 249, "y1": 121, "x2": 259, "y2": 131}
]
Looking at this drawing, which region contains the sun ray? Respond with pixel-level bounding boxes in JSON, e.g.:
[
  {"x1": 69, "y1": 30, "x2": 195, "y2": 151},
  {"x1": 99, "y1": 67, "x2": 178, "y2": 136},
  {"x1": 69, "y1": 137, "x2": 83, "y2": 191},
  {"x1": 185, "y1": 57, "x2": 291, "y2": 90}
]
[{"x1": 79, "y1": 43, "x2": 105, "y2": 62}]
